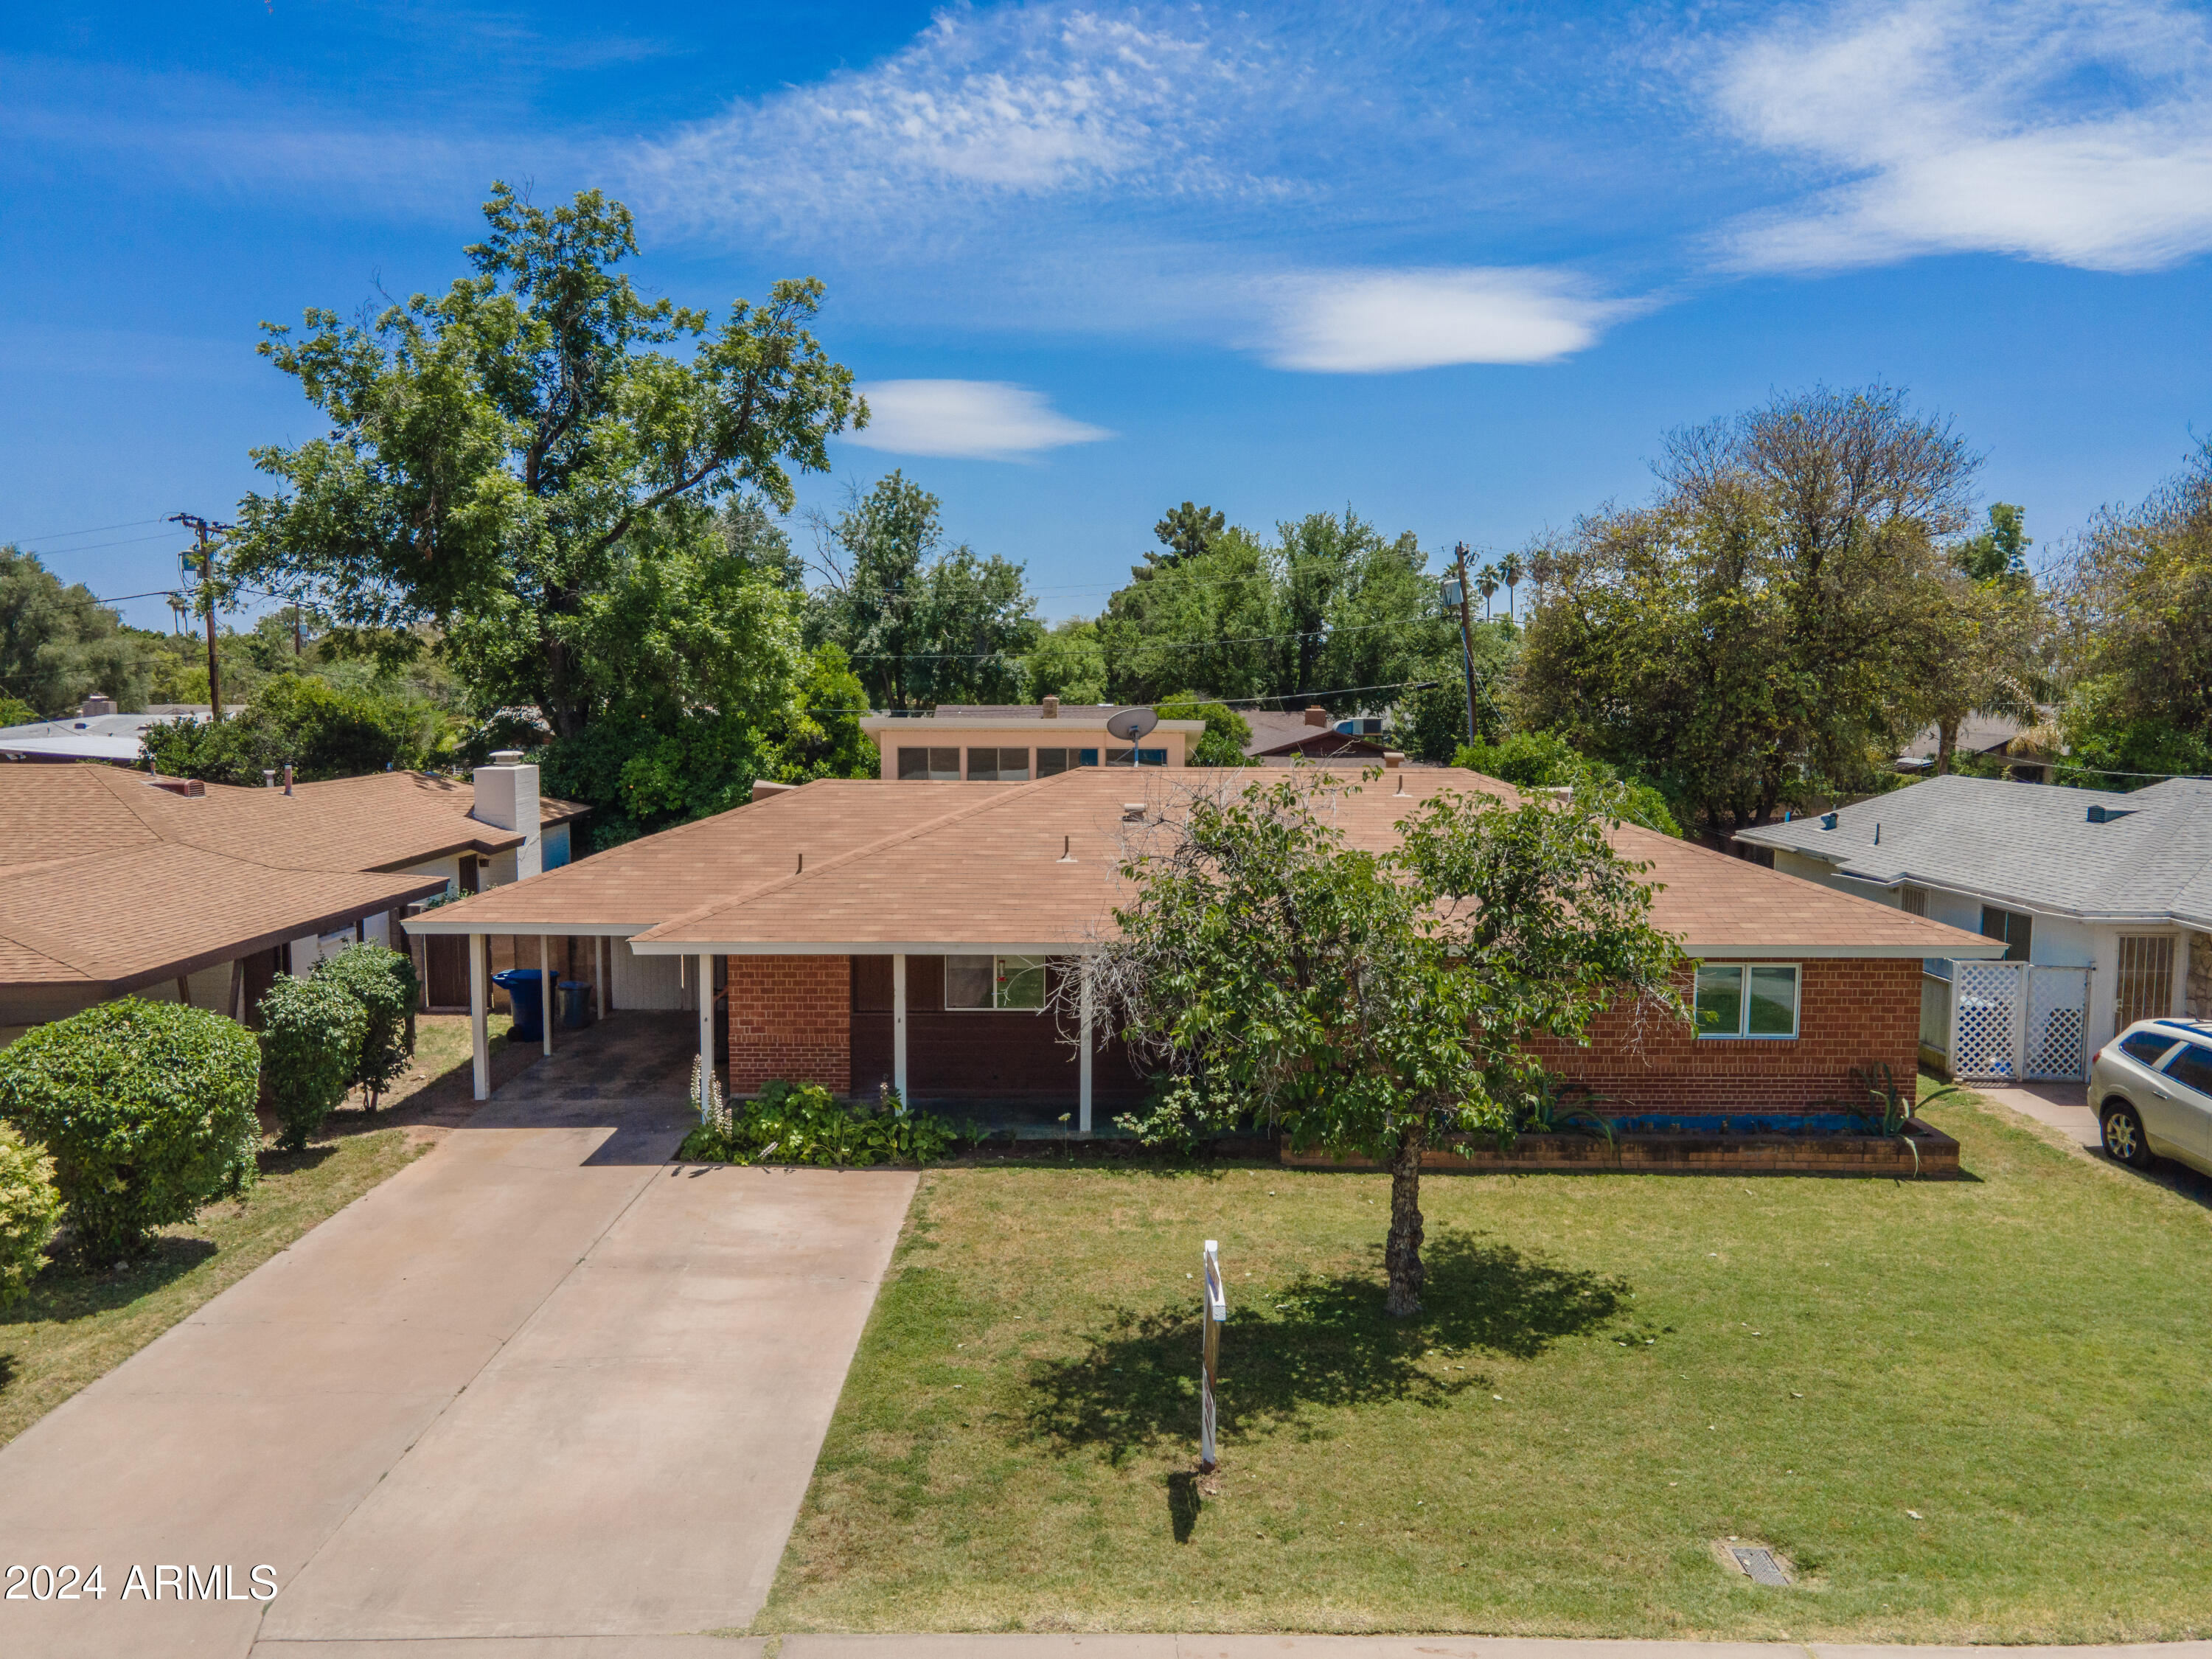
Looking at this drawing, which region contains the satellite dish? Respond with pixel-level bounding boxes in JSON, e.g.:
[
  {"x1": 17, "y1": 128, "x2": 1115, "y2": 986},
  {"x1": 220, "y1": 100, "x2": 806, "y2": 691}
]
[{"x1": 1106, "y1": 706, "x2": 1159, "y2": 743}]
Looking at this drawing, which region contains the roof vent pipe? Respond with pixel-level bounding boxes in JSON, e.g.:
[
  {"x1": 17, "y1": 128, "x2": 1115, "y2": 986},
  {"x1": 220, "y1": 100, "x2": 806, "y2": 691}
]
[
  {"x1": 1820, "y1": 811, "x2": 1838, "y2": 830},
  {"x1": 1874, "y1": 822, "x2": 1881, "y2": 845},
  {"x1": 262, "y1": 770, "x2": 276, "y2": 788},
  {"x1": 283, "y1": 762, "x2": 294, "y2": 796},
  {"x1": 1058, "y1": 833, "x2": 1074, "y2": 863}
]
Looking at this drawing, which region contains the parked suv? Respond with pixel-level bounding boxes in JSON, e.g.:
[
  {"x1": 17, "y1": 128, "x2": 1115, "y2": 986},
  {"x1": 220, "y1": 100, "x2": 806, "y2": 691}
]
[{"x1": 2089, "y1": 1019, "x2": 2212, "y2": 1174}]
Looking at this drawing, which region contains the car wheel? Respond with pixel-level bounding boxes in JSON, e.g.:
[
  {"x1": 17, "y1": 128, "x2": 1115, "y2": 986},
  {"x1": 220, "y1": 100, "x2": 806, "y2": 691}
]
[{"x1": 2101, "y1": 1102, "x2": 2154, "y2": 1169}]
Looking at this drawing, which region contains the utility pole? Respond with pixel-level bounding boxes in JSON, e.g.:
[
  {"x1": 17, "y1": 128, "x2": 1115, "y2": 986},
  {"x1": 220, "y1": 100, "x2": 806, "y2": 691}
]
[
  {"x1": 1450, "y1": 542, "x2": 1481, "y2": 746},
  {"x1": 170, "y1": 513, "x2": 232, "y2": 720}
]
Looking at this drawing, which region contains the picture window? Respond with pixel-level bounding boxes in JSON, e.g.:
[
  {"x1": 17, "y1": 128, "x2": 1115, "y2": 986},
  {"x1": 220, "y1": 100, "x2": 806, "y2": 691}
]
[
  {"x1": 1694, "y1": 963, "x2": 1799, "y2": 1039},
  {"x1": 944, "y1": 953, "x2": 1050, "y2": 1010},
  {"x1": 897, "y1": 746, "x2": 961, "y2": 781}
]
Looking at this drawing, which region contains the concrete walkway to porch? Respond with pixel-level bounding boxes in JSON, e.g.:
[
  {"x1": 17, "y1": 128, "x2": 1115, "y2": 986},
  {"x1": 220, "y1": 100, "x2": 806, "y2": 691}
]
[{"x1": 0, "y1": 1013, "x2": 916, "y2": 1657}]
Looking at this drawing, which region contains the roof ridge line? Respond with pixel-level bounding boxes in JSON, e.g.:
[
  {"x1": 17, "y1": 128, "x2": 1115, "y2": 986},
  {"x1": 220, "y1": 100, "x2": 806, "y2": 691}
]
[{"x1": 639, "y1": 773, "x2": 1081, "y2": 939}]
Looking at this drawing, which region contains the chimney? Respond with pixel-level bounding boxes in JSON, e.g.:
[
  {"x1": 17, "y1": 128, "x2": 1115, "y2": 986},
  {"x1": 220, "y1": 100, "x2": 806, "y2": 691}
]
[
  {"x1": 80, "y1": 692, "x2": 116, "y2": 717},
  {"x1": 751, "y1": 779, "x2": 799, "y2": 804},
  {"x1": 1041, "y1": 695, "x2": 1060, "y2": 719},
  {"x1": 472, "y1": 751, "x2": 541, "y2": 880},
  {"x1": 1304, "y1": 705, "x2": 1328, "y2": 728}
]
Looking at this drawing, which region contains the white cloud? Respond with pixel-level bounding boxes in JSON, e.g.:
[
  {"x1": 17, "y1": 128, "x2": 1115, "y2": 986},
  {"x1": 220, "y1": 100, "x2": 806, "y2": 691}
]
[
  {"x1": 1261, "y1": 268, "x2": 1635, "y2": 372},
  {"x1": 844, "y1": 380, "x2": 1113, "y2": 459},
  {"x1": 1717, "y1": 0, "x2": 2212, "y2": 274}
]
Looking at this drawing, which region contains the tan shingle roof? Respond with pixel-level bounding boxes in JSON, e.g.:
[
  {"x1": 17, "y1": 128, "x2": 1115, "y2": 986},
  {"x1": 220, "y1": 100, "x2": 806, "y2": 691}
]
[
  {"x1": 408, "y1": 768, "x2": 1994, "y2": 959},
  {"x1": 0, "y1": 765, "x2": 580, "y2": 996}
]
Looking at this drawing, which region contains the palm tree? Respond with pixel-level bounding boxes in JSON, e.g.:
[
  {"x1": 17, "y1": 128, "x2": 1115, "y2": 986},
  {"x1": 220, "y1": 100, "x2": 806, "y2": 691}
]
[
  {"x1": 1475, "y1": 564, "x2": 1500, "y2": 618},
  {"x1": 1499, "y1": 552, "x2": 1526, "y2": 621}
]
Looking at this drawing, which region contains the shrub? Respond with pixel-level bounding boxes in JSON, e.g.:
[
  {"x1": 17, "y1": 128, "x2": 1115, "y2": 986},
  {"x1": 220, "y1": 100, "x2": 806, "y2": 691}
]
[
  {"x1": 0, "y1": 998, "x2": 261, "y2": 1265},
  {"x1": 678, "y1": 1074, "x2": 965, "y2": 1167},
  {"x1": 257, "y1": 976, "x2": 367, "y2": 1152},
  {"x1": 0, "y1": 1126, "x2": 63, "y2": 1310},
  {"x1": 314, "y1": 942, "x2": 420, "y2": 1110}
]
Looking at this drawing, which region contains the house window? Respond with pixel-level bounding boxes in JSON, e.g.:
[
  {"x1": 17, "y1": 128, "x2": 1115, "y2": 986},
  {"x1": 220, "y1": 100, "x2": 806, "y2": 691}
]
[
  {"x1": 1037, "y1": 748, "x2": 1071, "y2": 777},
  {"x1": 1077, "y1": 748, "x2": 1099, "y2": 766},
  {"x1": 1107, "y1": 747, "x2": 1168, "y2": 766},
  {"x1": 1899, "y1": 885, "x2": 1928, "y2": 917},
  {"x1": 967, "y1": 747, "x2": 1030, "y2": 782},
  {"x1": 897, "y1": 746, "x2": 961, "y2": 781},
  {"x1": 943, "y1": 953, "x2": 1049, "y2": 1010},
  {"x1": 1979, "y1": 905, "x2": 2032, "y2": 961},
  {"x1": 2115, "y1": 934, "x2": 2177, "y2": 1031},
  {"x1": 1694, "y1": 963, "x2": 1800, "y2": 1039}
]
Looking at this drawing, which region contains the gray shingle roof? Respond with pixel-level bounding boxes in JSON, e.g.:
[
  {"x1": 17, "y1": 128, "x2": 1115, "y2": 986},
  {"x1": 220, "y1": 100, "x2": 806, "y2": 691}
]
[{"x1": 1735, "y1": 774, "x2": 2212, "y2": 928}]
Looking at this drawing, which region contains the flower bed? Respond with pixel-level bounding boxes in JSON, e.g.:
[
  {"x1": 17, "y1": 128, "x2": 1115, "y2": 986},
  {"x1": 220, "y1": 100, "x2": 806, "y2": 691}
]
[{"x1": 1281, "y1": 1115, "x2": 1960, "y2": 1178}]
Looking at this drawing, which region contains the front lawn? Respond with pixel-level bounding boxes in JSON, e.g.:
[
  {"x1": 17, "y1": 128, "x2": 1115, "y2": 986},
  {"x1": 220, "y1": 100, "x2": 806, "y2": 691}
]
[
  {"x1": 0, "y1": 1010, "x2": 518, "y2": 1446},
  {"x1": 762, "y1": 1088, "x2": 2212, "y2": 1641}
]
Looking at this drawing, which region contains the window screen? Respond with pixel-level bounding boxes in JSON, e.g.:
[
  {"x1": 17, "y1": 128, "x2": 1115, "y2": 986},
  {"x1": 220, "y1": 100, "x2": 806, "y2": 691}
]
[
  {"x1": 2115, "y1": 934, "x2": 2177, "y2": 1030},
  {"x1": 943, "y1": 953, "x2": 1049, "y2": 1010},
  {"x1": 944, "y1": 955, "x2": 993, "y2": 1008},
  {"x1": 967, "y1": 747, "x2": 1031, "y2": 781},
  {"x1": 1107, "y1": 747, "x2": 1169, "y2": 766},
  {"x1": 898, "y1": 746, "x2": 961, "y2": 781},
  {"x1": 1694, "y1": 964, "x2": 1799, "y2": 1038},
  {"x1": 1077, "y1": 748, "x2": 1099, "y2": 766},
  {"x1": 2167, "y1": 1044, "x2": 2212, "y2": 1097},
  {"x1": 1037, "y1": 748, "x2": 1071, "y2": 777},
  {"x1": 1980, "y1": 905, "x2": 2033, "y2": 962}
]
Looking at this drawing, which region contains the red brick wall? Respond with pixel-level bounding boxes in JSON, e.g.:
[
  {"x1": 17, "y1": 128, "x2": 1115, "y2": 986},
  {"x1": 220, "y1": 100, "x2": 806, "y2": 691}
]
[
  {"x1": 727, "y1": 954, "x2": 851, "y2": 1094},
  {"x1": 1532, "y1": 957, "x2": 1922, "y2": 1112}
]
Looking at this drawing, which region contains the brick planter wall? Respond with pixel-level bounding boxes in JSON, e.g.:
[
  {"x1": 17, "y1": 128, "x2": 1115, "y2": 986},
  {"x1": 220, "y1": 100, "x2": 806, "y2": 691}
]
[
  {"x1": 1281, "y1": 1120, "x2": 1959, "y2": 1178},
  {"x1": 1534, "y1": 957, "x2": 1922, "y2": 1113},
  {"x1": 727, "y1": 954, "x2": 850, "y2": 1094}
]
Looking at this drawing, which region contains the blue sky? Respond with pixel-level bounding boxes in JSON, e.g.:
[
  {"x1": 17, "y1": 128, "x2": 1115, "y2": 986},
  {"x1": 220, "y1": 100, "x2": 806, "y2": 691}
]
[{"x1": 5, "y1": 0, "x2": 2211, "y2": 629}]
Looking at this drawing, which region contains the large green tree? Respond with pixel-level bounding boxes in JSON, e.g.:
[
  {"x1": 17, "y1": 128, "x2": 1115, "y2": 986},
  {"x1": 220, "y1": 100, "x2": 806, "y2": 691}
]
[
  {"x1": 1092, "y1": 773, "x2": 1679, "y2": 1316},
  {"x1": 2047, "y1": 442, "x2": 2212, "y2": 782},
  {"x1": 1520, "y1": 385, "x2": 1973, "y2": 845},
  {"x1": 809, "y1": 470, "x2": 1042, "y2": 709},
  {"x1": 0, "y1": 546, "x2": 151, "y2": 716},
  {"x1": 227, "y1": 184, "x2": 862, "y2": 740}
]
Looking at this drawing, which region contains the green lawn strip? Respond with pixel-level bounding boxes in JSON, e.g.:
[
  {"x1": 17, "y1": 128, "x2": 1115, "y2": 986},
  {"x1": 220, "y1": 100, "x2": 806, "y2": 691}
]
[
  {"x1": 761, "y1": 1088, "x2": 2212, "y2": 1641},
  {"x1": 0, "y1": 1009, "x2": 519, "y2": 1447}
]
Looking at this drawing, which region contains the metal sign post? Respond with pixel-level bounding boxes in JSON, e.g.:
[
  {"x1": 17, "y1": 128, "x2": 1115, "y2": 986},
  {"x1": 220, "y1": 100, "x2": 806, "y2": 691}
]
[{"x1": 1200, "y1": 1239, "x2": 1225, "y2": 1472}]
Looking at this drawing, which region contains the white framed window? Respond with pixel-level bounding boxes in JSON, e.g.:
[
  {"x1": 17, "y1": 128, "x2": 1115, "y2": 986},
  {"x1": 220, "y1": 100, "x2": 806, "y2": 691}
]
[
  {"x1": 945, "y1": 954, "x2": 1050, "y2": 1010},
  {"x1": 1694, "y1": 963, "x2": 1800, "y2": 1039}
]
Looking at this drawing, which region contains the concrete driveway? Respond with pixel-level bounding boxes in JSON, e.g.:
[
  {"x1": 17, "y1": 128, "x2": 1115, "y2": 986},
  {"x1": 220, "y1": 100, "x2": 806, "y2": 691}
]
[{"x1": 0, "y1": 1015, "x2": 915, "y2": 1657}]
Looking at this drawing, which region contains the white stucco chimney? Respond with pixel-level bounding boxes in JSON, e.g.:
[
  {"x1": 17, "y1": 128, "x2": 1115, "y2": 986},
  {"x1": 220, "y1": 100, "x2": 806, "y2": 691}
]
[{"x1": 473, "y1": 750, "x2": 541, "y2": 880}]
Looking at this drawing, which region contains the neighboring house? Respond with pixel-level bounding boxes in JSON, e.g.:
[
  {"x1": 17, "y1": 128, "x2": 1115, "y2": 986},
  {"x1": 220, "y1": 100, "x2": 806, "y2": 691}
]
[
  {"x1": 1894, "y1": 712, "x2": 2054, "y2": 783},
  {"x1": 860, "y1": 700, "x2": 1206, "y2": 779},
  {"x1": 0, "y1": 698, "x2": 216, "y2": 765},
  {"x1": 1242, "y1": 706, "x2": 1396, "y2": 765},
  {"x1": 0, "y1": 757, "x2": 588, "y2": 1044},
  {"x1": 1734, "y1": 774, "x2": 2212, "y2": 1085},
  {"x1": 408, "y1": 763, "x2": 1996, "y2": 1126}
]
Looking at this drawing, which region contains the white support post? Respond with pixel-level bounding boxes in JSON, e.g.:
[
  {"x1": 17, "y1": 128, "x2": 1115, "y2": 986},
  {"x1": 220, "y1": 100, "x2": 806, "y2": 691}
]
[
  {"x1": 1078, "y1": 964, "x2": 1094, "y2": 1135},
  {"x1": 469, "y1": 933, "x2": 490, "y2": 1101},
  {"x1": 540, "y1": 933, "x2": 554, "y2": 1057},
  {"x1": 892, "y1": 953, "x2": 908, "y2": 1102},
  {"x1": 595, "y1": 936, "x2": 606, "y2": 1021},
  {"x1": 698, "y1": 954, "x2": 714, "y2": 1119}
]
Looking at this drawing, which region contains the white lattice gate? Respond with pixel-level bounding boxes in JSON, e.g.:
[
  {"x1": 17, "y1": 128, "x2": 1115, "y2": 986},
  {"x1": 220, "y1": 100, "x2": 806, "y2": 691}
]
[
  {"x1": 2024, "y1": 965, "x2": 2090, "y2": 1082},
  {"x1": 1947, "y1": 960, "x2": 2090, "y2": 1083}
]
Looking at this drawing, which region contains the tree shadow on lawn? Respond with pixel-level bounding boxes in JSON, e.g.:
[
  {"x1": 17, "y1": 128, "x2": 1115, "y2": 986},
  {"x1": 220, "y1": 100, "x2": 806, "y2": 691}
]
[
  {"x1": 1, "y1": 1234, "x2": 219, "y2": 1328},
  {"x1": 1024, "y1": 1227, "x2": 1627, "y2": 1463}
]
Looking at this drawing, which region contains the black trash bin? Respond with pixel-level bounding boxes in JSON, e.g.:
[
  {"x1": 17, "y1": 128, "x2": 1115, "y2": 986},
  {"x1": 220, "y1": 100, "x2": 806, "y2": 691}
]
[
  {"x1": 557, "y1": 980, "x2": 593, "y2": 1029},
  {"x1": 491, "y1": 968, "x2": 546, "y2": 1043}
]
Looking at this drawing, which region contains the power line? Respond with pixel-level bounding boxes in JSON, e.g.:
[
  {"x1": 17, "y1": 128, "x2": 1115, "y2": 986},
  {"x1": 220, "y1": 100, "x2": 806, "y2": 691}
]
[
  {"x1": 843, "y1": 613, "x2": 1457, "y2": 666},
  {"x1": 1, "y1": 515, "x2": 168, "y2": 543},
  {"x1": 12, "y1": 529, "x2": 193, "y2": 559}
]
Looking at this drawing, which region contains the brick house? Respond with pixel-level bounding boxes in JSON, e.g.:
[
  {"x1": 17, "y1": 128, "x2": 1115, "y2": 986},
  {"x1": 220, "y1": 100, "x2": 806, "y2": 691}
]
[{"x1": 408, "y1": 765, "x2": 1999, "y2": 1126}]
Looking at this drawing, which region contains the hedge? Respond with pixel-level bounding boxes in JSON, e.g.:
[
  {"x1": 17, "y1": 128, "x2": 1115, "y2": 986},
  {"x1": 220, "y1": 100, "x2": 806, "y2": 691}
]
[
  {"x1": 313, "y1": 943, "x2": 420, "y2": 1111},
  {"x1": 0, "y1": 998, "x2": 262, "y2": 1266},
  {"x1": 0, "y1": 1126, "x2": 62, "y2": 1310},
  {"x1": 258, "y1": 975, "x2": 368, "y2": 1152}
]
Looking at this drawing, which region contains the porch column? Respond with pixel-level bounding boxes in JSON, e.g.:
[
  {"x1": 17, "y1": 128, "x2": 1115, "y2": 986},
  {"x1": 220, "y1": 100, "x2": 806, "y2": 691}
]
[
  {"x1": 469, "y1": 932, "x2": 490, "y2": 1101},
  {"x1": 1078, "y1": 964, "x2": 1094, "y2": 1134},
  {"x1": 697, "y1": 953, "x2": 714, "y2": 1119},
  {"x1": 892, "y1": 953, "x2": 908, "y2": 1102},
  {"x1": 595, "y1": 936, "x2": 606, "y2": 1020},
  {"x1": 540, "y1": 933, "x2": 554, "y2": 1057}
]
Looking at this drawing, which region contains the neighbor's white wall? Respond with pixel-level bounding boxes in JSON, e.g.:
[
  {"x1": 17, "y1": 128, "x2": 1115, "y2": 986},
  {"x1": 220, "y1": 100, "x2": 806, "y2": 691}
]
[{"x1": 612, "y1": 941, "x2": 692, "y2": 1010}]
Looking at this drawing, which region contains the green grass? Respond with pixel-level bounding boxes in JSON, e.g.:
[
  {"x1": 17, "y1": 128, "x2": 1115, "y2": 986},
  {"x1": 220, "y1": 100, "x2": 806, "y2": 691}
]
[
  {"x1": 762, "y1": 1087, "x2": 2212, "y2": 1641},
  {"x1": 0, "y1": 1009, "x2": 515, "y2": 1447}
]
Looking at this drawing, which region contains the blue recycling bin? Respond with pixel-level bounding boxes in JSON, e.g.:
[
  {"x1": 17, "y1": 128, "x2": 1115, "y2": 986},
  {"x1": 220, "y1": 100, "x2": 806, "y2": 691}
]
[{"x1": 492, "y1": 968, "x2": 547, "y2": 1043}]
